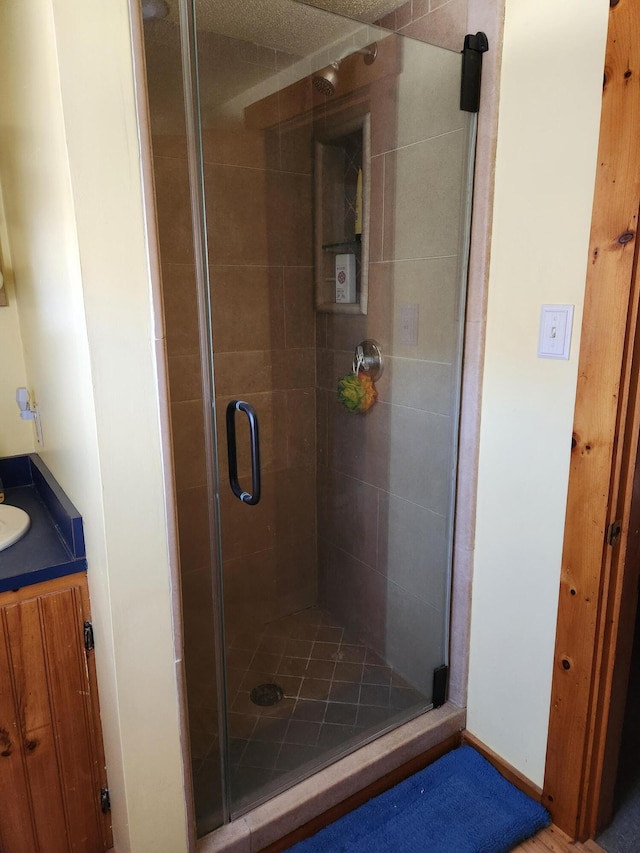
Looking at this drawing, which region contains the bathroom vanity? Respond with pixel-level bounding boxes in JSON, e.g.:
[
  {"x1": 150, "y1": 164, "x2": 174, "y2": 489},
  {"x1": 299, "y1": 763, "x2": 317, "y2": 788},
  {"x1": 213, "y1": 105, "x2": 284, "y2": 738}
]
[{"x1": 0, "y1": 454, "x2": 111, "y2": 853}]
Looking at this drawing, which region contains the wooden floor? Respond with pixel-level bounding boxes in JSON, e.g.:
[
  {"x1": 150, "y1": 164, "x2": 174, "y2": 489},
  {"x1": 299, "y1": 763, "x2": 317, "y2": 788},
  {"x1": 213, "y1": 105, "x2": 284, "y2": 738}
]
[{"x1": 513, "y1": 826, "x2": 604, "y2": 852}]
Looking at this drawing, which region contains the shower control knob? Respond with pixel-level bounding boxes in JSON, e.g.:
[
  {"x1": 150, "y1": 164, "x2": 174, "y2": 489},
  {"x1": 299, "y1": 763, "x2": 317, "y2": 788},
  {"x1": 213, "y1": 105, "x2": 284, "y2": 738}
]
[{"x1": 352, "y1": 340, "x2": 383, "y2": 381}]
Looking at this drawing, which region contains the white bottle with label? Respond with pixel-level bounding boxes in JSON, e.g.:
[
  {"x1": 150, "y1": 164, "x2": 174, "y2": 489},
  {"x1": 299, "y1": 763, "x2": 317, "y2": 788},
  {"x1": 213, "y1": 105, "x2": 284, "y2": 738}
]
[{"x1": 335, "y1": 253, "x2": 356, "y2": 304}]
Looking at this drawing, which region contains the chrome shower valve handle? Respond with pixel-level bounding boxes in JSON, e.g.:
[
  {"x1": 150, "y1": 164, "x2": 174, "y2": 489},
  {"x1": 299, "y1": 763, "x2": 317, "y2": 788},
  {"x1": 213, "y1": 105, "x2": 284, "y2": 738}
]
[{"x1": 352, "y1": 340, "x2": 383, "y2": 381}]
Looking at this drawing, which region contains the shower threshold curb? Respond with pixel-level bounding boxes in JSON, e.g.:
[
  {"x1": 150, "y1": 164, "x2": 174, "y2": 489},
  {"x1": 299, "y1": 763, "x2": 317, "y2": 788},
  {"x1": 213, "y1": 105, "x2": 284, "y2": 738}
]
[{"x1": 197, "y1": 702, "x2": 465, "y2": 853}]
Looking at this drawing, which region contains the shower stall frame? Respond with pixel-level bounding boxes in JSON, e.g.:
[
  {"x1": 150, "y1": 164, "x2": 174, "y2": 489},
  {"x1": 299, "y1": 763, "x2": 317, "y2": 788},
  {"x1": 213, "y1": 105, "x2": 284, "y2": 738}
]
[{"x1": 132, "y1": 0, "x2": 500, "y2": 846}]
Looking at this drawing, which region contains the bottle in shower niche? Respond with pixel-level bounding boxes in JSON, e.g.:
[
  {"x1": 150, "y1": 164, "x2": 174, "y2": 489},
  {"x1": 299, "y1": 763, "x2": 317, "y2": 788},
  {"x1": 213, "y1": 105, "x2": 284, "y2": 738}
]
[
  {"x1": 335, "y1": 253, "x2": 356, "y2": 303},
  {"x1": 355, "y1": 168, "x2": 363, "y2": 242}
]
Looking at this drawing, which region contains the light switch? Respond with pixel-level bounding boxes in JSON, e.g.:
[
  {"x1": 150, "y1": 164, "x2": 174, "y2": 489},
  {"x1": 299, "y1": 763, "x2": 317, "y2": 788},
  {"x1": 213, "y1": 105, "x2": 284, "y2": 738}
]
[{"x1": 538, "y1": 304, "x2": 574, "y2": 360}]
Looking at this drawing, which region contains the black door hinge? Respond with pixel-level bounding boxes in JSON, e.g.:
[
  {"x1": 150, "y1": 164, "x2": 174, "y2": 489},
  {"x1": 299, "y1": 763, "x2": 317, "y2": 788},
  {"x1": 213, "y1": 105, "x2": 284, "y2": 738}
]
[
  {"x1": 460, "y1": 32, "x2": 489, "y2": 113},
  {"x1": 607, "y1": 520, "x2": 622, "y2": 547},
  {"x1": 100, "y1": 788, "x2": 111, "y2": 814},
  {"x1": 432, "y1": 664, "x2": 448, "y2": 708},
  {"x1": 84, "y1": 621, "x2": 95, "y2": 652}
]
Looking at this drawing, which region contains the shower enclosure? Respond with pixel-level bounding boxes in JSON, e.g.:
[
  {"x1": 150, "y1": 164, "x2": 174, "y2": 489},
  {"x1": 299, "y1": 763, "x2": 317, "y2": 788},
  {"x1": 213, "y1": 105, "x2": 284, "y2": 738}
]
[{"x1": 140, "y1": 0, "x2": 478, "y2": 837}]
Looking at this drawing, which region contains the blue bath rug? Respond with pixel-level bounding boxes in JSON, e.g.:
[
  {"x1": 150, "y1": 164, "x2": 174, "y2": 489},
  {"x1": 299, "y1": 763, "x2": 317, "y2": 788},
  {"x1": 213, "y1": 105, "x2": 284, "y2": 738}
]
[{"x1": 287, "y1": 745, "x2": 550, "y2": 853}]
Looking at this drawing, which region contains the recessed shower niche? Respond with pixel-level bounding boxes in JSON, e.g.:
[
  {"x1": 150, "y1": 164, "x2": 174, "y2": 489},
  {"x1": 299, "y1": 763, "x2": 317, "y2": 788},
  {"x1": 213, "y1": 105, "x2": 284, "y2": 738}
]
[{"x1": 314, "y1": 114, "x2": 370, "y2": 313}]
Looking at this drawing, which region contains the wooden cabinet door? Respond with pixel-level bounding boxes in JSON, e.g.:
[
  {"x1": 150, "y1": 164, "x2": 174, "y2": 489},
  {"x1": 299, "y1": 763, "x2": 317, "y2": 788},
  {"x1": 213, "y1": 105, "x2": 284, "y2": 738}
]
[{"x1": 0, "y1": 575, "x2": 111, "y2": 853}]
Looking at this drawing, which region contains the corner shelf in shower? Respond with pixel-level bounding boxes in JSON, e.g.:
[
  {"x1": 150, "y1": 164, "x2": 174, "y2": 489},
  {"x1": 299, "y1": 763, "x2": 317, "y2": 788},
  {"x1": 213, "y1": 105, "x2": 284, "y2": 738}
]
[{"x1": 314, "y1": 113, "x2": 371, "y2": 315}]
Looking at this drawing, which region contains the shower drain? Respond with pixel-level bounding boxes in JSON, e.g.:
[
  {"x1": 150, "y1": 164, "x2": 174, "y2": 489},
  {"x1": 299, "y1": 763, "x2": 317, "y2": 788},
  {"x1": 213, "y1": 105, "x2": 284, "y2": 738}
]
[{"x1": 250, "y1": 683, "x2": 284, "y2": 707}]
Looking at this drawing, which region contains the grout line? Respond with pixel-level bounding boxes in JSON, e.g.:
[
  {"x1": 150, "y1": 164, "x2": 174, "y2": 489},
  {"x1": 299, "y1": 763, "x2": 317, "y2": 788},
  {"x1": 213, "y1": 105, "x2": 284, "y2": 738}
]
[
  {"x1": 375, "y1": 127, "x2": 465, "y2": 158},
  {"x1": 200, "y1": 159, "x2": 313, "y2": 178},
  {"x1": 216, "y1": 607, "x2": 430, "y2": 803},
  {"x1": 381, "y1": 152, "x2": 386, "y2": 260},
  {"x1": 370, "y1": 254, "x2": 458, "y2": 262}
]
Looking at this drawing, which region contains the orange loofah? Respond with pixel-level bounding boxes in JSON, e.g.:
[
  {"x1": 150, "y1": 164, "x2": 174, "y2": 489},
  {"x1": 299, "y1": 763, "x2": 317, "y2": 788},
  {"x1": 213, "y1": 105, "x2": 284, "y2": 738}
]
[{"x1": 337, "y1": 372, "x2": 377, "y2": 413}]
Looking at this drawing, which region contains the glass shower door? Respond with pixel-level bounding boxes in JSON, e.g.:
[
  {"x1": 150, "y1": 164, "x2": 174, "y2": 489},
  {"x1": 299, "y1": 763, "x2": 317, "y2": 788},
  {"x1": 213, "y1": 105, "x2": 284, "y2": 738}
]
[
  {"x1": 197, "y1": 7, "x2": 475, "y2": 820},
  {"x1": 141, "y1": 0, "x2": 477, "y2": 836}
]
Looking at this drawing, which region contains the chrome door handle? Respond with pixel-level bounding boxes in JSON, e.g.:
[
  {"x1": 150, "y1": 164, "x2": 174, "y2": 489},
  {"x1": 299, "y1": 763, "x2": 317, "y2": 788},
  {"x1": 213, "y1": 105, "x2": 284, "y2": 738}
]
[{"x1": 226, "y1": 400, "x2": 261, "y2": 505}]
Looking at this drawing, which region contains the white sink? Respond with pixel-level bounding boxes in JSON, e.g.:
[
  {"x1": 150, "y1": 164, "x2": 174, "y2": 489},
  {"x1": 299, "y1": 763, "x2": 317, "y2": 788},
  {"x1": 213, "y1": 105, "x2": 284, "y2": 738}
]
[{"x1": 0, "y1": 504, "x2": 31, "y2": 552}]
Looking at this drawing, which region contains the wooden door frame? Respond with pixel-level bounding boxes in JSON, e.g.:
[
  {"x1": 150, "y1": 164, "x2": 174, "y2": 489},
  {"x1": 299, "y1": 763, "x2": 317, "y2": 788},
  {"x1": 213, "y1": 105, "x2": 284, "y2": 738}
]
[{"x1": 542, "y1": 0, "x2": 640, "y2": 840}]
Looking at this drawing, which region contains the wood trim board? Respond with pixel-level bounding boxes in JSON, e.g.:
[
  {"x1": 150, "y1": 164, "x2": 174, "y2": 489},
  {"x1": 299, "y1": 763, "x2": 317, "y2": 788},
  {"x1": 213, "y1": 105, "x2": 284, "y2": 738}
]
[
  {"x1": 462, "y1": 732, "x2": 542, "y2": 804},
  {"x1": 543, "y1": 0, "x2": 640, "y2": 839}
]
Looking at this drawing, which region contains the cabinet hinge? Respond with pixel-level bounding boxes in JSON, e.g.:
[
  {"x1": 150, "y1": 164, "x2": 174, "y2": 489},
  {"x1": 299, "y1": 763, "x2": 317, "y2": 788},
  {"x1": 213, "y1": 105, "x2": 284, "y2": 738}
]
[
  {"x1": 100, "y1": 788, "x2": 111, "y2": 814},
  {"x1": 607, "y1": 520, "x2": 622, "y2": 547},
  {"x1": 432, "y1": 664, "x2": 448, "y2": 708},
  {"x1": 84, "y1": 621, "x2": 95, "y2": 652}
]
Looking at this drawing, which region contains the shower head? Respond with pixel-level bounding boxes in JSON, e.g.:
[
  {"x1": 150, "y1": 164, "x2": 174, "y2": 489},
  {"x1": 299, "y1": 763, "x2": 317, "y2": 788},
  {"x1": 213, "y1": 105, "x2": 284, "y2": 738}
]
[
  {"x1": 313, "y1": 62, "x2": 340, "y2": 97},
  {"x1": 312, "y1": 43, "x2": 378, "y2": 97}
]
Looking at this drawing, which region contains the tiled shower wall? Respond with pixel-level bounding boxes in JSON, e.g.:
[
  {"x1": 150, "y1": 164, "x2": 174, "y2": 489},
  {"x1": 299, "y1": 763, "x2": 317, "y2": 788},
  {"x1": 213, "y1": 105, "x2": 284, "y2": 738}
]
[
  {"x1": 206, "y1": 114, "x2": 318, "y2": 637},
  {"x1": 153, "y1": 98, "x2": 319, "y2": 642},
  {"x1": 151, "y1": 3, "x2": 472, "y2": 700},
  {"x1": 307, "y1": 0, "x2": 469, "y2": 51},
  {"x1": 376, "y1": 0, "x2": 469, "y2": 52},
  {"x1": 316, "y1": 36, "x2": 471, "y2": 695}
]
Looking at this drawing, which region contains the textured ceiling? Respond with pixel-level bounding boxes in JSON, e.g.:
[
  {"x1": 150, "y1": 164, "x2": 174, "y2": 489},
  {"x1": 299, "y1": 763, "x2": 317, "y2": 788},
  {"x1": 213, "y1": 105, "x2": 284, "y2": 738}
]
[
  {"x1": 302, "y1": 0, "x2": 396, "y2": 15},
  {"x1": 158, "y1": 0, "x2": 400, "y2": 55},
  {"x1": 143, "y1": 0, "x2": 402, "y2": 135}
]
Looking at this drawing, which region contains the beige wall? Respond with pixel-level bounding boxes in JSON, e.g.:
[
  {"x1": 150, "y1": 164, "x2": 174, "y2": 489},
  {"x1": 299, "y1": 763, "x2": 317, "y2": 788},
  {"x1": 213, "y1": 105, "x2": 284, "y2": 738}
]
[
  {"x1": 467, "y1": 0, "x2": 609, "y2": 786},
  {"x1": 0, "y1": 48, "x2": 39, "y2": 459},
  {"x1": 0, "y1": 0, "x2": 101, "y2": 489},
  {"x1": 0, "y1": 1, "x2": 188, "y2": 850},
  {"x1": 0, "y1": 179, "x2": 32, "y2": 457}
]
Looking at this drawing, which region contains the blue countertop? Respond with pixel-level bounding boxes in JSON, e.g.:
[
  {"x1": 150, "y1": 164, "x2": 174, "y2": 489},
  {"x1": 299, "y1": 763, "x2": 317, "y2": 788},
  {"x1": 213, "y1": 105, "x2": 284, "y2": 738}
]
[{"x1": 0, "y1": 454, "x2": 86, "y2": 592}]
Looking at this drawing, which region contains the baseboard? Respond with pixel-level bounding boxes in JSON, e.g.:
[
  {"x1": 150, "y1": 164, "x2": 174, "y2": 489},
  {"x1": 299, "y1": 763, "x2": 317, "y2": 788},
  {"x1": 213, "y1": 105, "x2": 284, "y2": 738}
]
[
  {"x1": 257, "y1": 731, "x2": 553, "y2": 852},
  {"x1": 461, "y1": 731, "x2": 543, "y2": 803}
]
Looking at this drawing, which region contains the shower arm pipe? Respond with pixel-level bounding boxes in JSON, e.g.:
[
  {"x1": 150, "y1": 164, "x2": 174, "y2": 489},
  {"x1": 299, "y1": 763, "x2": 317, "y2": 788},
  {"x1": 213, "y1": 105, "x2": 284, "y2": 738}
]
[
  {"x1": 355, "y1": 43, "x2": 377, "y2": 64},
  {"x1": 326, "y1": 41, "x2": 378, "y2": 70},
  {"x1": 313, "y1": 42, "x2": 378, "y2": 96}
]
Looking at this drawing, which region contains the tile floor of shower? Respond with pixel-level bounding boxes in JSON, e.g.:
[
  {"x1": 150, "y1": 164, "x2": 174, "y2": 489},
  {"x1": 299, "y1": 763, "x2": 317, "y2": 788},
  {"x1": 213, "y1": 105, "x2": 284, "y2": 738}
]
[{"x1": 192, "y1": 606, "x2": 429, "y2": 825}]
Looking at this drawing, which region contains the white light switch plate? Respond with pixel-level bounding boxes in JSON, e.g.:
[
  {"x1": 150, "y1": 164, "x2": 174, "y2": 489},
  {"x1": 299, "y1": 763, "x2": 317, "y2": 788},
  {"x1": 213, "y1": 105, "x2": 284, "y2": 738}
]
[{"x1": 538, "y1": 304, "x2": 574, "y2": 360}]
